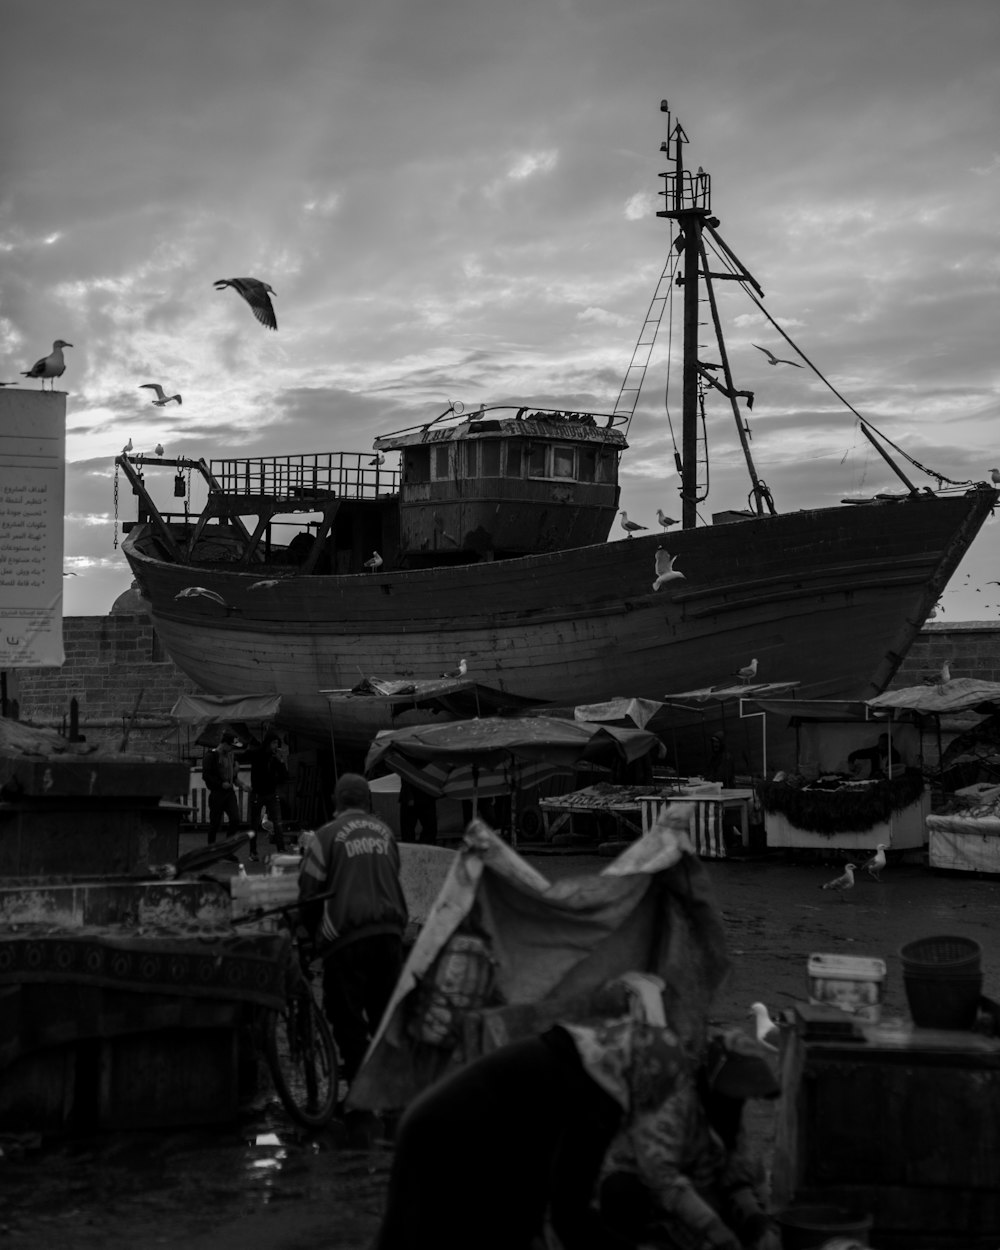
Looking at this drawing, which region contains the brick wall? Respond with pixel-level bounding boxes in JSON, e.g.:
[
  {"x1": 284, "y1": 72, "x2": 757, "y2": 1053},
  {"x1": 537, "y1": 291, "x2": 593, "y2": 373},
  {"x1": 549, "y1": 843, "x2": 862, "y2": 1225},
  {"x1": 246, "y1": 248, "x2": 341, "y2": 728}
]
[{"x1": 889, "y1": 621, "x2": 1000, "y2": 687}]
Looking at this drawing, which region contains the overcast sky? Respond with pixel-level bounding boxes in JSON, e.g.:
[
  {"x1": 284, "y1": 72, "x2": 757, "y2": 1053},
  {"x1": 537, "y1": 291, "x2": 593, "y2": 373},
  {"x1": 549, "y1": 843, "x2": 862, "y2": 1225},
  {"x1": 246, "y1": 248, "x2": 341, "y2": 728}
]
[{"x1": 5, "y1": 0, "x2": 999, "y2": 620}]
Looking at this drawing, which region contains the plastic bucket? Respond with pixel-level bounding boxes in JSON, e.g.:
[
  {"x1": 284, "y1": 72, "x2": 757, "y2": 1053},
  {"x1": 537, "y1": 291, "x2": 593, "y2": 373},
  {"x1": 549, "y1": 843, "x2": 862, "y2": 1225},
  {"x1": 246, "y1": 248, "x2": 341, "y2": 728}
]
[
  {"x1": 777, "y1": 1204, "x2": 873, "y2": 1250},
  {"x1": 903, "y1": 966, "x2": 983, "y2": 1030},
  {"x1": 899, "y1": 935, "x2": 981, "y2": 973}
]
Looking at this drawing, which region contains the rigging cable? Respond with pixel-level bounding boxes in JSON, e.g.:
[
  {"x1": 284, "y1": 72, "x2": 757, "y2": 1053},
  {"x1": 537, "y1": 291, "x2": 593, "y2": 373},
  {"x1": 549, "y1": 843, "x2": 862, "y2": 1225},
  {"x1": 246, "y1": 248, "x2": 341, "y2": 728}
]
[{"x1": 701, "y1": 234, "x2": 975, "y2": 490}]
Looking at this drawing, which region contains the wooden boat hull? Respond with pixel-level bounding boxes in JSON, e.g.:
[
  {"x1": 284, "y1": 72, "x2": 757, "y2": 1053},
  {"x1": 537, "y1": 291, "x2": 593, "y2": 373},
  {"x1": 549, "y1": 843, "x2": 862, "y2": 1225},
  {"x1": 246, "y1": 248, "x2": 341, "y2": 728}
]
[{"x1": 124, "y1": 490, "x2": 996, "y2": 753}]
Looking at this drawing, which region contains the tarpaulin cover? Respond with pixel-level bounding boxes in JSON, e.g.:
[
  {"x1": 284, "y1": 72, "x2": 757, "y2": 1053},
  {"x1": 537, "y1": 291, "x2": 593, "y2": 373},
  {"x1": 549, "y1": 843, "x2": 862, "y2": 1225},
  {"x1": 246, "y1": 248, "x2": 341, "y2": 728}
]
[
  {"x1": 324, "y1": 676, "x2": 545, "y2": 718},
  {"x1": 170, "y1": 693, "x2": 282, "y2": 723},
  {"x1": 348, "y1": 810, "x2": 731, "y2": 1111},
  {"x1": 662, "y1": 681, "x2": 800, "y2": 706},
  {"x1": 867, "y1": 679, "x2": 1000, "y2": 716},
  {"x1": 364, "y1": 715, "x2": 660, "y2": 800},
  {"x1": 573, "y1": 697, "x2": 665, "y2": 730},
  {"x1": 745, "y1": 698, "x2": 871, "y2": 723}
]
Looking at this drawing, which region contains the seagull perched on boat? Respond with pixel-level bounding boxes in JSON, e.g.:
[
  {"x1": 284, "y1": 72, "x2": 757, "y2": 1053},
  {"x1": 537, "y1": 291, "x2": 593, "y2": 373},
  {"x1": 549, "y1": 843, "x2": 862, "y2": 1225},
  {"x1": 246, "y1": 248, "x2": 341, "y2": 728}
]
[
  {"x1": 369, "y1": 452, "x2": 385, "y2": 468},
  {"x1": 619, "y1": 511, "x2": 648, "y2": 537},
  {"x1": 821, "y1": 863, "x2": 856, "y2": 900},
  {"x1": 860, "y1": 844, "x2": 887, "y2": 883},
  {"x1": 656, "y1": 509, "x2": 679, "y2": 530},
  {"x1": 122, "y1": 438, "x2": 133, "y2": 455},
  {"x1": 154, "y1": 443, "x2": 165, "y2": 457},
  {"x1": 753, "y1": 344, "x2": 803, "y2": 368},
  {"x1": 990, "y1": 468, "x2": 1000, "y2": 485},
  {"x1": 174, "y1": 586, "x2": 227, "y2": 606},
  {"x1": 213, "y1": 277, "x2": 277, "y2": 330},
  {"x1": 441, "y1": 658, "x2": 468, "y2": 679},
  {"x1": 21, "y1": 340, "x2": 72, "y2": 390},
  {"x1": 139, "y1": 383, "x2": 182, "y2": 406},
  {"x1": 364, "y1": 551, "x2": 383, "y2": 571},
  {"x1": 735, "y1": 658, "x2": 758, "y2": 684},
  {"x1": 653, "y1": 548, "x2": 685, "y2": 591},
  {"x1": 748, "y1": 1002, "x2": 780, "y2": 1052}
]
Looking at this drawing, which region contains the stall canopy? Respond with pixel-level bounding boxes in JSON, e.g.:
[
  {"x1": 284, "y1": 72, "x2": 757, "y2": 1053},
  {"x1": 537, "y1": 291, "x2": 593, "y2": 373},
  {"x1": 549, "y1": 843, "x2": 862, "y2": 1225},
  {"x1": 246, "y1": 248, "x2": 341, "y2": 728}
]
[
  {"x1": 663, "y1": 681, "x2": 801, "y2": 708},
  {"x1": 169, "y1": 693, "x2": 282, "y2": 723},
  {"x1": 364, "y1": 715, "x2": 661, "y2": 801},
  {"x1": 572, "y1": 697, "x2": 665, "y2": 730},
  {"x1": 867, "y1": 679, "x2": 1000, "y2": 717},
  {"x1": 324, "y1": 676, "x2": 546, "y2": 720}
]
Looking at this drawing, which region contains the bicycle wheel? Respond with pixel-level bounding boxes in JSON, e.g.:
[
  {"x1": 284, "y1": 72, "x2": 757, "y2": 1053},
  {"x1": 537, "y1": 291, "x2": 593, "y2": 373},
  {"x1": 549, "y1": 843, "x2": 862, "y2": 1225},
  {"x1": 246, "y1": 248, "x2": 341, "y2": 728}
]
[{"x1": 264, "y1": 991, "x2": 339, "y2": 1128}]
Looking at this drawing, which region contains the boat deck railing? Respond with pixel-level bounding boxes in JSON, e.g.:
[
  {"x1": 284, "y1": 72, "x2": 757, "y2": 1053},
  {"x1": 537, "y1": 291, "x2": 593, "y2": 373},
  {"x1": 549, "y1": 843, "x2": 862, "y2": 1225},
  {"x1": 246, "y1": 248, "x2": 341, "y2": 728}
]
[{"x1": 208, "y1": 452, "x2": 399, "y2": 500}]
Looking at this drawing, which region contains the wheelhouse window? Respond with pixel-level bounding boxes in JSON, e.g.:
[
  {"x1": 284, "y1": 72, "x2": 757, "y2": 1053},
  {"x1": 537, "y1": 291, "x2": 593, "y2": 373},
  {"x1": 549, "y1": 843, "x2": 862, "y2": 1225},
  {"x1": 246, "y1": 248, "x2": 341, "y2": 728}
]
[
  {"x1": 463, "y1": 442, "x2": 479, "y2": 477},
  {"x1": 504, "y1": 441, "x2": 523, "y2": 477},
  {"x1": 579, "y1": 448, "x2": 597, "y2": 482},
  {"x1": 432, "y1": 444, "x2": 451, "y2": 480},
  {"x1": 552, "y1": 445, "x2": 575, "y2": 478},
  {"x1": 527, "y1": 443, "x2": 547, "y2": 477},
  {"x1": 480, "y1": 441, "x2": 501, "y2": 476},
  {"x1": 404, "y1": 446, "x2": 431, "y2": 484}
]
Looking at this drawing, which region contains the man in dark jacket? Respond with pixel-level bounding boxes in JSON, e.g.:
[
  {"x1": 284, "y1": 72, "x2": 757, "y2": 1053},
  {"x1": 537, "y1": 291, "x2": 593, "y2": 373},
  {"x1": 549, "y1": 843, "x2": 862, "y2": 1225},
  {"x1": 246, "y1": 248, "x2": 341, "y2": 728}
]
[
  {"x1": 202, "y1": 730, "x2": 245, "y2": 846},
  {"x1": 245, "y1": 730, "x2": 289, "y2": 860},
  {"x1": 299, "y1": 773, "x2": 408, "y2": 1084}
]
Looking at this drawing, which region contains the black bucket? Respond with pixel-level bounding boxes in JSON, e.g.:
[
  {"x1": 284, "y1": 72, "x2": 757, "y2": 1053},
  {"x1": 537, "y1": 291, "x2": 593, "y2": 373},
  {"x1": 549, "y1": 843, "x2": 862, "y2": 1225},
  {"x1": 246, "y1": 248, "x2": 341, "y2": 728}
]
[
  {"x1": 776, "y1": 1204, "x2": 873, "y2": 1250},
  {"x1": 903, "y1": 965, "x2": 983, "y2": 1030}
]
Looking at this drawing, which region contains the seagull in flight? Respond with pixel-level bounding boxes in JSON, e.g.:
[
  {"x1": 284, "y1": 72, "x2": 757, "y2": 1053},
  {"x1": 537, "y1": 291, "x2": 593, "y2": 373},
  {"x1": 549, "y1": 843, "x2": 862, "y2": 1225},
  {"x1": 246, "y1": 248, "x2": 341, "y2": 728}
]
[
  {"x1": 249, "y1": 579, "x2": 282, "y2": 591},
  {"x1": 441, "y1": 658, "x2": 468, "y2": 678},
  {"x1": 214, "y1": 277, "x2": 278, "y2": 330},
  {"x1": 21, "y1": 340, "x2": 72, "y2": 390},
  {"x1": 860, "y1": 844, "x2": 887, "y2": 883},
  {"x1": 820, "y1": 862, "x2": 856, "y2": 900},
  {"x1": 364, "y1": 551, "x2": 383, "y2": 571},
  {"x1": 174, "y1": 586, "x2": 227, "y2": 606},
  {"x1": 653, "y1": 548, "x2": 685, "y2": 591},
  {"x1": 748, "y1": 1002, "x2": 780, "y2": 1052},
  {"x1": 753, "y1": 344, "x2": 803, "y2": 368},
  {"x1": 140, "y1": 383, "x2": 182, "y2": 406},
  {"x1": 619, "y1": 511, "x2": 648, "y2": 537},
  {"x1": 656, "y1": 509, "x2": 679, "y2": 529},
  {"x1": 735, "y1": 658, "x2": 758, "y2": 683}
]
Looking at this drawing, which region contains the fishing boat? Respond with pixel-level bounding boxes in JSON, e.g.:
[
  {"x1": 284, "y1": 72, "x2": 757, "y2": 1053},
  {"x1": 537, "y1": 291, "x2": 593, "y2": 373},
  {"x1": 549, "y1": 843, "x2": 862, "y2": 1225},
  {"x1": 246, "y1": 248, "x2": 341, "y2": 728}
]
[{"x1": 116, "y1": 104, "x2": 996, "y2": 755}]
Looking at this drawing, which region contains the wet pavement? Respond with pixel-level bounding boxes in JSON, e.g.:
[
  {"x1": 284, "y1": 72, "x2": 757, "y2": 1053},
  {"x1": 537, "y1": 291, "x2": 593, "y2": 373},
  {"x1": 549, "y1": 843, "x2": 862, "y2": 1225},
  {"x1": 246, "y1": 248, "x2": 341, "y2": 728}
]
[{"x1": 2, "y1": 850, "x2": 999, "y2": 1248}]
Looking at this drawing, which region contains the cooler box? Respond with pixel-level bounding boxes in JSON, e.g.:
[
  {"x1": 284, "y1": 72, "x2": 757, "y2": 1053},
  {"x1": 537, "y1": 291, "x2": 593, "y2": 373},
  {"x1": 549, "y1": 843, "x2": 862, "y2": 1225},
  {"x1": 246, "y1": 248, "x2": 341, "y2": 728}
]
[{"x1": 807, "y1": 953, "x2": 886, "y2": 1023}]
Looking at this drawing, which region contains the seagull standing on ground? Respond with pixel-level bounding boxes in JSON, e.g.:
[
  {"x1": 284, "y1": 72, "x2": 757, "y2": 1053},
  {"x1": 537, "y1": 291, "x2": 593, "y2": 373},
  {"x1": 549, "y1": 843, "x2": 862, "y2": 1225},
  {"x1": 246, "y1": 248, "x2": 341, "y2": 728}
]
[
  {"x1": 860, "y1": 844, "x2": 887, "y2": 883},
  {"x1": 753, "y1": 344, "x2": 803, "y2": 368},
  {"x1": 441, "y1": 658, "x2": 468, "y2": 678},
  {"x1": 213, "y1": 277, "x2": 278, "y2": 330},
  {"x1": 735, "y1": 658, "x2": 758, "y2": 684},
  {"x1": 140, "y1": 383, "x2": 182, "y2": 406},
  {"x1": 21, "y1": 340, "x2": 72, "y2": 390},
  {"x1": 619, "y1": 511, "x2": 648, "y2": 537},
  {"x1": 821, "y1": 863, "x2": 856, "y2": 900},
  {"x1": 748, "y1": 1002, "x2": 780, "y2": 1052},
  {"x1": 656, "y1": 509, "x2": 679, "y2": 529},
  {"x1": 364, "y1": 551, "x2": 383, "y2": 571},
  {"x1": 653, "y1": 549, "x2": 685, "y2": 591}
]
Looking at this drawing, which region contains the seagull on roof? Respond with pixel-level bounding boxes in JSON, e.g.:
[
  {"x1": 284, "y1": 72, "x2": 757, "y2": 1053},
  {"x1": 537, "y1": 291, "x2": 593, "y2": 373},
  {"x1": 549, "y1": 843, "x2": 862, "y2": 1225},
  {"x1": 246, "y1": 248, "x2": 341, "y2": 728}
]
[
  {"x1": 213, "y1": 277, "x2": 277, "y2": 330},
  {"x1": 21, "y1": 340, "x2": 72, "y2": 391},
  {"x1": 748, "y1": 1002, "x2": 780, "y2": 1052},
  {"x1": 656, "y1": 509, "x2": 679, "y2": 530},
  {"x1": 620, "y1": 511, "x2": 648, "y2": 537},
  {"x1": 821, "y1": 863, "x2": 856, "y2": 900},
  {"x1": 753, "y1": 344, "x2": 803, "y2": 368},
  {"x1": 653, "y1": 548, "x2": 685, "y2": 591},
  {"x1": 735, "y1": 658, "x2": 758, "y2": 683},
  {"x1": 140, "y1": 383, "x2": 182, "y2": 406},
  {"x1": 364, "y1": 551, "x2": 383, "y2": 571},
  {"x1": 441, "y1": 658, "x2": 468, "y2": 678},
  {"x1": 860, "y1": 844, "x2": 887, "y2": 883}
]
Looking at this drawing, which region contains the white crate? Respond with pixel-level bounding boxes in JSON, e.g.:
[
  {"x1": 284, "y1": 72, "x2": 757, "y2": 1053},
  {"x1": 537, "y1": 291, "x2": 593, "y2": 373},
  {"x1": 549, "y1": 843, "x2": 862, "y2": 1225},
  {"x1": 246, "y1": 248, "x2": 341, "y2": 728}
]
[{"x1": 807, "y1": 952, "x2": 886, "y2": 1022}]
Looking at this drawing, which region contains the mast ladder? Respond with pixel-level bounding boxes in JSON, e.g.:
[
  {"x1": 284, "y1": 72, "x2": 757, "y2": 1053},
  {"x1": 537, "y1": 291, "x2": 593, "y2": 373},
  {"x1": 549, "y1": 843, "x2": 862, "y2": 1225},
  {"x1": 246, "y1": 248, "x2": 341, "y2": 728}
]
[{"x1": 615, "y1": 263, "x2": 672, "y2": 435}]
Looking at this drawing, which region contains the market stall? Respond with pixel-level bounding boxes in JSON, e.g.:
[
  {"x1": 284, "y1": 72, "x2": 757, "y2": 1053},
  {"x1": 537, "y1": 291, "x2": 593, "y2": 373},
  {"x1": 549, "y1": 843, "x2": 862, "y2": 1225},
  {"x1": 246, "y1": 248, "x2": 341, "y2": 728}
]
[{"x1": 750, "y1": 698, "x2": 928, "y2": 852}]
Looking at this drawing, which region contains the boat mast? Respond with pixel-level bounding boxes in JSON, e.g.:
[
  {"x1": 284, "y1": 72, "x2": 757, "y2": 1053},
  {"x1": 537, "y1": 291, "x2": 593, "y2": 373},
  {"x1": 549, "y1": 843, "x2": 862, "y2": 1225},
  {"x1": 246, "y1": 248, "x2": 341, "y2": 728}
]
[{"x1": 657, "y1": 102, "x2": 773, "y2": 526}]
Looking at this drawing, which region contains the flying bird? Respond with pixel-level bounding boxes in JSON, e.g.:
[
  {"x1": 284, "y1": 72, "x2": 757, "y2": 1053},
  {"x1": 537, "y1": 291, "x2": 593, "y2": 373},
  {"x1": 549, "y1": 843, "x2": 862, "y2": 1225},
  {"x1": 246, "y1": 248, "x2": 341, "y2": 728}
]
[
  {"x1": 154, "y1": 443, "x2": 165, "y2": 457},
  {"x1": 122, "y1": 438, "x2": 133, "y2": 455},
  {"x1": 653, "y1": 548, "x2": 685, "y2": 591},
  {"x1": 441, "y1": 658, "x2": 468, "y2": 679},
  {"x1": 21, "y1": 340, "x2": 72, "y2": 391},
  {"x1": 139, "y1": 383, "x2": 182, "y2": 406},
  {"x1": 820, "y1": 863, "x2": 856, "y2": 900},
  {"x1": 174, "y1": 586, "x2": 227, "y2": 606},
  {"x1": 735, "y1": 658, "x2": 758, "y2": 684},
  {"x1": 619, "y1": 511, "x2": 648, "y2": 537},
  {"x1": 860, "y1": 844, "x2": 887, "y2": 883},
  {"x1": 753, "y1": 344, "x2": 803, "y2": 368},
  {"x1": 747, "y1": 1002, "x2": 780, "y2": 1052},
  {"x1": 364, "y1": 551, "x2": 383, "y2": 571},
  {"x1": 214, "y1": 277, "x2": 278, "y2": 330},
  {"x1": 0, "y1": 381, "x2": 16, "y2": 387},
  {"x1": 656, "y1": 509, "x2": 679, "y2": 529},
  {"x1": 369, "y1": 452, "x2": 385, "y2": 468}
]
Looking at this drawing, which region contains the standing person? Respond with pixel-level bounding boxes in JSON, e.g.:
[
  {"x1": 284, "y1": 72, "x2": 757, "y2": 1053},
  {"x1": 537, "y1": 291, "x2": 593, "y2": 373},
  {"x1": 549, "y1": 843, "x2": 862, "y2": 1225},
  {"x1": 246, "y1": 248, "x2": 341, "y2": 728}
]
[
  {"x1": 399, "y1": 777, "x2": 438, "y2": 845},
  {"x1": 298, "y1": 773, "x2": 408, "y2": 1086},
  {"x1": 202, "y1": 730, "x2": 245, "y2": 846},
  {"x1": 246, "y1": 730, "x2": 289, "y2": 860},
  {"x1": 704, "y1": 733, "x2": 736, "y2": 788}
]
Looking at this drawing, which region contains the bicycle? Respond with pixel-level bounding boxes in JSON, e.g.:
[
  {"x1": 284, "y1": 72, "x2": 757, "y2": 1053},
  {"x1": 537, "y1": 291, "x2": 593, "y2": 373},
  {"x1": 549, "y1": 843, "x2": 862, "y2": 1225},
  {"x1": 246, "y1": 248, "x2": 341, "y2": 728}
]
[{"x1": 239, "y1": 899, "x2": 341, "y2": 1130}]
